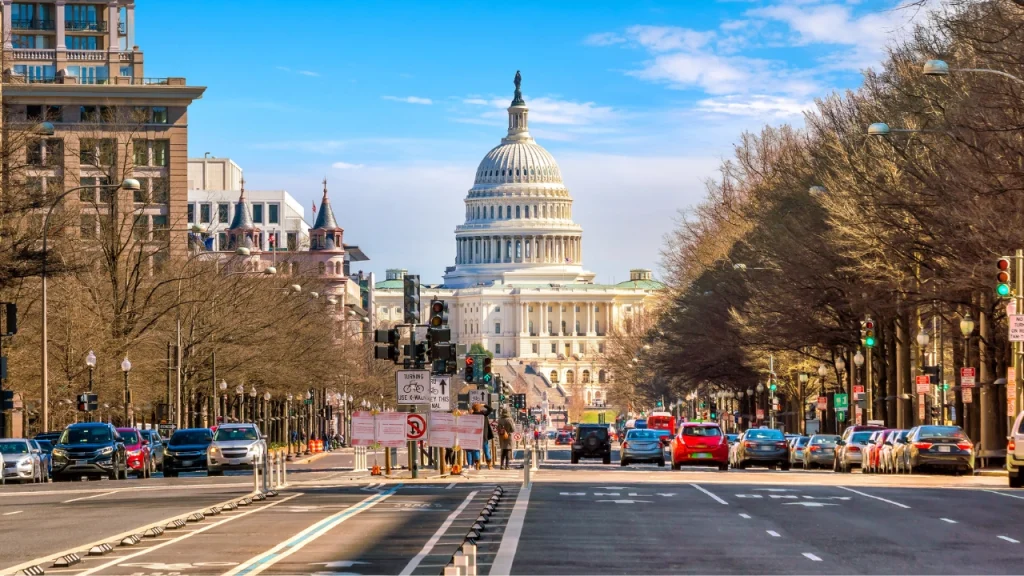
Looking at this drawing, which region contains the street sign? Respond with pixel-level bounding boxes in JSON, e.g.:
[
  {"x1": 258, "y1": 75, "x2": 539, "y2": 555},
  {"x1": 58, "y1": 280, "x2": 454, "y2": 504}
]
[
  {"x1": 834, "y1": 394, "x2": 849, "y2": 412},
  {"x1": 916, "y1": 375, "x2": 931, "y2": 394},
  {"x1": 918, "y1": 394, "x2": 926, "y2": 421},
  {"x1": 396, "y1": 370, "x2": 430, "y2": 405},
  {"x1": 962, "y1": 388, "x2": 973, "y2": 403},
  {"x1": 429, "y1": 376, "x2": 451, "y2": 411},
  {"x1": 406, "y1": 413, "x2": 427, "y2": 440},
  {"x1": 1011, "y1": 315, "x2": 1024, "y2": 342},
  {"x1": 468, "y1": 389, "x2": 487, "y2": 406},
  {"x1": 428, "y1": 412, "x2": 456, "y2": 448},
  {"x1": 853, "y1": 385, "x2": 864, "y2": 400},
  {"x1": 1008, "y1": 380, "x2": 1017, "y2": 417},
  {"x1": 376, "y1": 412, "x2": 407, "y2": 447},
  {"x1": 351, "y1": 411, "x2": 375, "y2": 446},
  {"x1": 756, "y1": 408, "x2": 764, "y2": 420},
  {"x1": 837, "y1": 410, "x2": 846, "y2": 422},
  {"x1": 1010, "y1": 300, "x2": 1018, "y2": 316},
  {"x1": 816, "y1": 396, "x2": 827, "y2": 411},
  {"x1": 455, "y1": 414, "x2": 484, "y2": 451},
  {"x1": 961, "y1": 367, "x2": 976, "y2": 388},
  {"x1": 512, "y1": 431, "x2": 523, "y2": 443}
]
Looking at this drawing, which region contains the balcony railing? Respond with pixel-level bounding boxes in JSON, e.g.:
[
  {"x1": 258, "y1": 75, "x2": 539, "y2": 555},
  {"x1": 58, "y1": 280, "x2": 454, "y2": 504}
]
[
  {"x1": 65, "y1": 20, "x2": 107, "y2": 32},
  {"x1": 13, "y1": 49, "x2": 56, "y2": 60},
  {"x1": 67, "y1": 50, "x2": 106, "y2": 61},
  {"x1": 13, "y1": 19, "x2": 55, "y2": 30}
]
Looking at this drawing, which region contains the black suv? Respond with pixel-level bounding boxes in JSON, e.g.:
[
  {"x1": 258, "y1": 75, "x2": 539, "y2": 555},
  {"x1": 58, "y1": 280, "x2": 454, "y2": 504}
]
[
  {"x1": 572, "y1": 424, "x2": 612, "y2": 464},
  {"x1": 51, "y1": 422, "x2": 128, "y2": 481}
]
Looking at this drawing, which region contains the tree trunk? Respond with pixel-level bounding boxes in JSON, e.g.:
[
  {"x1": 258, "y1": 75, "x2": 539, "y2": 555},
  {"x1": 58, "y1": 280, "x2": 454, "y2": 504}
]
[
  {"x1": 980, "y1": 293, "x2": 998, "y2": 456},
  {"x1": 897, "y1": 309, "x2": 913, "y2": 428}
]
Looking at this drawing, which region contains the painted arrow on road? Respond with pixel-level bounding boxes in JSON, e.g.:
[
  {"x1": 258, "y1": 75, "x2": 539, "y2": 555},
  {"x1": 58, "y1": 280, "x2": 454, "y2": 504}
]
[{"x1": 596, "y1": 499, "x2": 652, "y2": 504}]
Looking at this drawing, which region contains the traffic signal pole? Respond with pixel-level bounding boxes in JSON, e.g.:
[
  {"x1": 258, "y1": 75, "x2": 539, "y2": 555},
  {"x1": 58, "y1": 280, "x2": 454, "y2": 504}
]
[
  {"x1": 408, "y1": 325, "x2": 418, "y2": 480},
  {"x1": 1016, "y1": 249, "x2": 1023, "y2": 419}
]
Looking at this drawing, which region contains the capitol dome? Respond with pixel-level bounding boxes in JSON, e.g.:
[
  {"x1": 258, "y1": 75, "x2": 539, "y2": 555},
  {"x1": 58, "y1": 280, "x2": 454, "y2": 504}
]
[{"x1": 474, "y1": 141, "x2": 563, "y2": 186}]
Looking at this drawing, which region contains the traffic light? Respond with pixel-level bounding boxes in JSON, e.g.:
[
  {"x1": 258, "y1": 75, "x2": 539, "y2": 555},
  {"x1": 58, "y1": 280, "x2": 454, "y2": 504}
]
[
  {"x1": 464, "y1": 356, "x2": 475, "y2": 383},
  {"x1": 77, "y1": 393, "x2": 98, "y2": 413},
  {"x1": 769, "y1": 379, "x2": 777, "y2": 392},
  {"x1": 997, "y1": 257, "x2": 1012, "y2": 298},
  {"x1": 709, "y1": 401, "x2": 717, "y2": 420},
  {"x1": 373, "y1": 328, "x2": 400, "y2": 363},
  {"x1": 929, "y1": 405, "x2": 941, "y2": 420},
  {"x1": 1, "y1": 302, "x2": 16, "y2": 336},
  {"x1": 403, "y1": 274, "x2": 420, "y2": 324},
  {"x1": 1, "y1": 390, "x2": 13, "y2": 411},
  {"x1": 429, "y1": 299, "x2": 448, "y2": 328},
  {"x1": 863, "y1": 317, "x2": 876, "y2": 348},
  {"x1": 482, "y1": 357, "x2": 492, "y2": 384}
]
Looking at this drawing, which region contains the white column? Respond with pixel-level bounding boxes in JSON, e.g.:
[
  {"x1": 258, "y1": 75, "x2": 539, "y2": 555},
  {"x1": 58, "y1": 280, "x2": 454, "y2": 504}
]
[
  {"x1": 2, "y1": 0, "x2": 12, "y2": 49},
  {"x1": 540, "y1": 301, "x2": 547, "y2": 335},
  {"x1": 55, "y1": 0, "x2": 66, "y2": 49},
  {"x1": 572, "y1": 302, "x2": 578, "y2": 337},
  {"x1": 126, "y1": 3, "x2": 135, "y2": 48},
  {"x1": 519, "y1": 302, "x2": 526, "y2": 335},
  {"x1": 107, "y1": 1, "x2": 118, "y2": 51},
  {"x1": 587, "y1": 302, "x2": 592, "y2": 335}
]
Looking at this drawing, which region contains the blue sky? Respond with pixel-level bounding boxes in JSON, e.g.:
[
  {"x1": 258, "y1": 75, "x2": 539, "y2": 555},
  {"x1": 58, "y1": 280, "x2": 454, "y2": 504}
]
[{"x1": 139, "y1": 0, "x2": 928, "y2": 284}]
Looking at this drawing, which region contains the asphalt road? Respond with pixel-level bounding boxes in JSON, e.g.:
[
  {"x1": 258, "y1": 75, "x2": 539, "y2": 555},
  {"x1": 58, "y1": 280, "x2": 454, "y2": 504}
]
[{"x1": 3, "y1": 446, "x2": 1024, "y2": 575}]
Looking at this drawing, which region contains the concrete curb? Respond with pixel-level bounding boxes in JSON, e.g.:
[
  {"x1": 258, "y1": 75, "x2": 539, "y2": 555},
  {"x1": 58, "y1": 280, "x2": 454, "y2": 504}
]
[
  {"x1": 290, "y1": 451, "x2": 331, "y2": 465},
  {"x1": 975, "y1": 469, "x2": 1008, "y2": 477}
]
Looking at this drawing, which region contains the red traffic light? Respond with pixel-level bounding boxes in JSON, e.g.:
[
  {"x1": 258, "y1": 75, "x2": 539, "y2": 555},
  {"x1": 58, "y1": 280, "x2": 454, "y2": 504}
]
[
  {"x1": 998, "y1": 258, "x2": 1011, "y2": 271},
  {"x1": 998, "y1": 270, "x2": 1011, "y2": 283},
  {"x1": 864, "y1": 320, "x2": 874, "y2": 330},
  {"x1": 466, "y1": 356, "x2": 474, "y2": 367}
]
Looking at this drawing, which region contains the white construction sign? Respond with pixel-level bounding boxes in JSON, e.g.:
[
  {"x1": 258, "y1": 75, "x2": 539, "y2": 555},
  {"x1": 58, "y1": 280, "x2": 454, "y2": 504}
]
[
  {"x1": 350, "y1": 411, "x2": 376, "y2": 446},
  {"x1": 430, "y1": 376, "x2": 452, "y2": 411},
  {"x1": 396, "y1": 370, "x2": 430, "y2": 405},
  {"x1": 428, "y1": 412, "x2": 457, "y2": 448},
  {"x1": 376, "y1": 411, "x2": 407, "y2": 448},
  {"x1": 456, "y1": 414, "x2": 485, "y2": 451}
]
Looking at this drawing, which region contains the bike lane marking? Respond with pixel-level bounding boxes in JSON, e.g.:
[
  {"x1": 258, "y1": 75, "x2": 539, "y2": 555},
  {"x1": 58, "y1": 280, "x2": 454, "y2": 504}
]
[{"x1": 399, "y1": 490, "x2": 479, "y2": 575}]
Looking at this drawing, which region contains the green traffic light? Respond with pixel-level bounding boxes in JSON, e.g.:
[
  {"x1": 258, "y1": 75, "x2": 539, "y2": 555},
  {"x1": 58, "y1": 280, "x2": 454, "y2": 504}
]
[
  {"x1": 865, "y1": 336, "x2": 876, "y2": 347},
  {"x1": 998, "y1": 283, "x2": 1012, "y2": 297},
  {"x1": 483, "y1": 373, "x2": 492, "y2": 383},
  {"x1": 769, "y1": 384, "x2": 777, "y2": 391}
]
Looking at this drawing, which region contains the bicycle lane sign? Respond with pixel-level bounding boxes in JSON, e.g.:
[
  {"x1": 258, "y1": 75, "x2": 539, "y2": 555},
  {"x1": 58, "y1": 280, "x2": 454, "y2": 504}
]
[{"x1": 397, "y1": 369, "x2": 431, "y2": 405}]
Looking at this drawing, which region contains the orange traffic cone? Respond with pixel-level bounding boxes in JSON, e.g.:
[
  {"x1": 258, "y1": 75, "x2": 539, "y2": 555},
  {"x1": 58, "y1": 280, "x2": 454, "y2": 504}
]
[
  {"x1": 451, "y1": 464, "x2": 462, "y2": 474},
  {"x1": 371, "y1": 464, "x2": 382, "y2": 476}
]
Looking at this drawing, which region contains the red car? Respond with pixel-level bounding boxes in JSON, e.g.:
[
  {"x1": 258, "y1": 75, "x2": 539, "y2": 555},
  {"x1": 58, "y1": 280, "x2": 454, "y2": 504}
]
[
  {"x1": 117, "y1": 427, "x2": 153, "y2": 478},
  {"x1": 555, "y1": 431, "x2": 573, "y2": 445},
  {"x1": 670, "y1": 422, "x2": 729, "y2": 471}
]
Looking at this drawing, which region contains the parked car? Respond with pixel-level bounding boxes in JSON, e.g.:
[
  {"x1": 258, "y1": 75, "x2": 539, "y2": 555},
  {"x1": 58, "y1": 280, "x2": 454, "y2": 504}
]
[
  {"x1": 571, "y1": 424, "x2": 612, "y2": 464},
  {"x1": 671, "y1": 422, "x2": 728, "y2": 470},
  {"x1": 620, "y1": 428, "x2": 666, "y2": 467},
  {"x1": 906, "y1": 425, "x2": 974, "y2": 475},
  {"x1": 734, "y1": 428, "x2": 789, "y2": 470},
  {"x1": 834, "y1": 431, "x2": 875, "y2": 472},
  {"x1": 140, "y1": 429, "x2": 166, "y2": 472},
  {"x1": 555, "y1": 431, "x2": 573, "y2": 445},
  {"x1": 789, "y1": 436, "x2": 810, "y2": 468},
  {"x1": 729, "y1": 432, "x2": 746, "y2": 467},
  {"x1": 0, "y1": 438, "x2": 44, "y2": 483},
  {"x1": 803, "y1": 434, "x2": 841, "y2": 469},
  {"x1": 51, "y1": 423, "x2": 128, "y2": 481},
  {"x1": 116, "y1": 428, "x2": 152, "y2": 478},
  {"x1": 207, "y1": 423, "x2": 266, "y2": 475},
  {"x1": 881, "y1": 429, "x2": 912, "y2": 474},
  {"x1": 1008, "y1": 412, "x2": 1024, "y2": 487},
  {"x1": 652, "y1": 429, "x2": 673, "y2": 447},
  {"x1": 30, "y1": 439, "x2": 52, "y2": 480},
  {"x1": 33, "y1": 431, "x2": 63, "y2": 445},
  {"x1": 163, "y1": 428, "x2": 213, "y2": 477},
  {"x1": 862, "y1": 430, "x2": 894, "y2": 474}
]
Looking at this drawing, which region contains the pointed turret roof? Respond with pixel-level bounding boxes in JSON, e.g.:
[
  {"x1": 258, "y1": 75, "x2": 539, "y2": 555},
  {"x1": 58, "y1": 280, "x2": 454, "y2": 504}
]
[
  {"x1": 228, "y1": 179, "x2": 255, "y2": 230},
  {"x1": 312, "y1": 178, "x2": 340, "y2": 230}
]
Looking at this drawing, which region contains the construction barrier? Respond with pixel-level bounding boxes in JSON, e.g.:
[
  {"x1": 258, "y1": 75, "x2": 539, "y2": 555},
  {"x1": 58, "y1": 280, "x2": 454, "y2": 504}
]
[{"x1": 353, "y1": 446, "x2": 368, "y2": 472}]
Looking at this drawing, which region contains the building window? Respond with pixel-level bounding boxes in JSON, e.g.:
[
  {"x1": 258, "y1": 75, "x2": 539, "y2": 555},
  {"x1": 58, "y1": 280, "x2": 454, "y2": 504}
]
[
  {"x1": 595, "y1": 320, "x2": 600, "y2": 334},
  {"x1": 528, "y1": 305, "x2": 533, "y2": 313},
  {"x1": 218, "y1": 203, "x2": 229, "y2": 223},
  {"x1": 133, "y1": 139, "x2": 148, "y2": 166},
  {"x1": 516, "y1": 206, "x2": 521, "y2": 218},
  {"x1": 151, "y1": 107, "x2": 168, "y2": 124},
  {"x1": 252, "y1": 204, "x2": 264, "y2": 224},
  {"x1": 153, "y1": 140, "x2": 169, "y2": 166},
  {"x1": 495, "y1": 306, "x2": 500, "y2": 312},
  {"x1": 598, "y1": 343, "x2": 605, "y2": 354},
  {"x1": 495, "y1": 322, "x2": 500, "y2": 334},
  {"x1": 566, "y1": 370, "x2": 575, "y2": 384},
  {"x1": 187, "y1": 204, "x2": 195, "y2": 223},
  {"x1": 575, "y1": 306, "x2": 580, "y2": 313},
  {"x1": 218, "y1": 232, "x2": 227, "y2": 249},
  {"x1": 578, "y1": 342, "x2": 585, "y2": 353},
  {"x1": 268, "y1": 203, "x2": 279, "y2": 224},
  {"x1": 133, "y1": 186, "x2": 148, "y2": 204},
  {"x1": 561, "y1": 320, "x2": 566, "y2": 335},
  {"x1": 79, "y1": 177, "x2": 96, "y2": 202},
  {"x1": 199, "y1": 204, "x2": 211, "y2": 224},
  {"x1": 490, "y1": 206, "x2": 494, "y2": 219},
  {"x1": 550, "y1": 370, "x2": 559, "y2": 383},
  {"x1": 576, "y1": 320, "x2": 582, "y2": 334},
  {"x1": 532, "y1": 343, "x2": 538, "y2": 354},
  {"x1": 287, "y1": 232, "x2": 297, "y2": 251},
  {"x1": 152, "y1": 215, "x2": 168, "y2": 241},
  {"x1": 80, "y1": 214, "x2": 96, "y2": 238},
  {"x1": 528, "y1": 321, "x2": 533, "y2": 334},
  {"x1": 27, "y1": 139, "x2": 44, "y2": 165},
  {"x1": 547, "y1": 320, "x2": 552, "y2": 334},
  {"x1": 550, "y1": 343, "x2": 556, "y2": 354},
  {"x1": 152, "y1": 177, "x2": 169, "y2": 204},
  {"x1": 495, "y1": 343, "x2": 501, "y2": 355},
  {"x1": 582, "y1": 370, "x2": 591, "y2": 384}
]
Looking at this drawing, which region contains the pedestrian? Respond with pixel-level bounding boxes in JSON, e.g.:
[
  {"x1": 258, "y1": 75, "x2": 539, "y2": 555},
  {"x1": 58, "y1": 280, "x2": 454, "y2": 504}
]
[
  {"x1": 475, "y1": 403, "x2": 495, "y2": 469},
  {"x1": 498, "y1": 409, "x2": 516, "y2": 469}
]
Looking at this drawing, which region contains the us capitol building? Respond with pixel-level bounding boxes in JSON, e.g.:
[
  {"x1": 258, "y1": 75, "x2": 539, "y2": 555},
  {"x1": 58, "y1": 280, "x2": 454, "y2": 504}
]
[{"x1": 374, "y1": 73, "x2": 663, "y2": 408}]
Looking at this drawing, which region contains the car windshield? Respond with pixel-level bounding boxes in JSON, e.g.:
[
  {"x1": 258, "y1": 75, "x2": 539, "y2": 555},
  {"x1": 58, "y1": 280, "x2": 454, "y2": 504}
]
[
  {"x1": 170, "y1": 430, "x2": 212, "y2": 446},
  {"x1": 896, "y1": 430, "x2": 911, "y2": 442},
  {"x1": 214, "y1": 428, "x2": 259, "y2": 442},
  {"x1": 35, "y1": 440, "x2": 53, "y2": 453},
  {"x1": 850, "y1": 432, "x2": 874, "y2": 444},
  {"x1": 120, "y1": 431, "x2": 140, "y2": 444},
  {"x1": 626, "y1": 429, "x2": 659, "y2": 440},
  {"x1": 60, "y1": 426, "x2": 112, "y2": 445},
  {"x1": 683, "y1": 426, "x2": 722, "y2": 437},
  {"x1": 810, "y1": 435, "x2": 840, "y2": 445},
  {"x1": 918, "y1": 426, "x2": 966, "y2": 440},
  {"x1": 746, "y1": 429, "x2": 783, "y2": 440},
  {"x1": 0, "y1": 441, "x2": 28, "y2": 454},
  {"x1": 140, "y1": 430, "x2": 159, "y2": 442}
]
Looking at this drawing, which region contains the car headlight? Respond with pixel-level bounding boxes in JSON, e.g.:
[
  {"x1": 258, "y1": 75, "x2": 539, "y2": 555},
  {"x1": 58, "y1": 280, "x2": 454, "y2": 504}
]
[
  {"x1": 98, "y1": 446, "x2": 114, "y2": 456},
  {"x1": 128, "y1": 449, "x2": 142, "y2": 457},
  {"x1": 17, "y1": 457, "x2": 32, "y2": 467},
  {"x1": 52, "y1": 448, "x2": 66, "y2": 458},
  {"x1": 209, "y1": 446, "x2": 219, "y2": 454},
  {"x1": 163, "y1": 447, "x2": 172, "y2": 456}
]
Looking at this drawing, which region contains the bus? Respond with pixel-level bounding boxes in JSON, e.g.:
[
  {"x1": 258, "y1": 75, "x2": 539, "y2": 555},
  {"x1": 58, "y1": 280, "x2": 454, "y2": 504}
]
[{"x1": 646, "y1": 412, "x2": 676, "y2": 445}]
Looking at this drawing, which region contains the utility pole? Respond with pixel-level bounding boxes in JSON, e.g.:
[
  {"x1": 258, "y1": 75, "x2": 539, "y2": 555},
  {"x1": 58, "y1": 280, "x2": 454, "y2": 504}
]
[{"x1": 1015, "y1": 249, "x2": 1023, "y2": 420}]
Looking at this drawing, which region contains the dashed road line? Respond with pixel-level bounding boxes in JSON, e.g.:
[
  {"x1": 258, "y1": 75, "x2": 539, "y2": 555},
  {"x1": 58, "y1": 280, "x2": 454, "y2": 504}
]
[
  {"x1": 2, "y1": 510, "x2": 24, "y2": 515},
  {"x1": 766, "y1": 530, "x2": 781, "y2": 537},
  {"x1": 998, "y1": 535, "x2": 1020, "y2": 543},
  {"x1": 446, "y1": 482, "x2": 456, "y2": 490},
  {"x1": 691, "y1": 483, "x2": 728, "y2": 505},
  {"x1": 62, "y1": 490, "x2": 120, "y2": 504},
  {"x1": 836, "y1": 486, "x2": 910, "y2": 509},
  {"x1": 739, "y1": 513, "x2": 751, "y2": 519},
  {"x1": 984, "y1": 489, "x2": 1024, "y2": 501},
  {"x1": 803, "y1": 553, "x2": 823, "y2": 562},
  {"x1": 941, "y1": 518, "x2": 957, "y2": 524},
  {"x1": 400, "y1": 490, "x2": 479, "y2": 575}
]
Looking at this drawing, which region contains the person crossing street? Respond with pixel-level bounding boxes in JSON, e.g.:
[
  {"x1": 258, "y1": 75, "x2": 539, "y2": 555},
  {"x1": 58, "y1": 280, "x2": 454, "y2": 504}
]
[{"x1": 498, "y1": 408, "x2": 516, "y2": 470}]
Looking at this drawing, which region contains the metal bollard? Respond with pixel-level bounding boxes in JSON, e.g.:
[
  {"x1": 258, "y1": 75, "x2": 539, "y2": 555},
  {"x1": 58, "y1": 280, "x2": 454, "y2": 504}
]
[
  {"x1": 523, "y1": 449, "x2": 531, "y2": 487},
  {"x1": 531, "y1": 441, "x2": 539, "y2": 472},
  {"x1": 463, "y1": 542, "x2": 477, "y2": 576},
  {"x1": 280, "y1": 451, "x2": 287, "y2": 487},
  {"x1": 252, "y1": 455, "x2": 260, "y2": 494},
  {"x1": 268, "y1": 452, "x2": 276, "y2": 488}
]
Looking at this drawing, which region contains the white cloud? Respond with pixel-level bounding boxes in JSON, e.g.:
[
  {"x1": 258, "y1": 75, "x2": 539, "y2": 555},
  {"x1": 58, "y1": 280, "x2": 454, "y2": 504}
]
[
  {"x1": 382, "y1": 95, "x2": 434, "y2": 105},
  {"x1": 297, "y1": 70, "x2": 320, "y2": 77},
  {"x1": 276, "y1": 65, "x2": 321, "y2": 77},
  {"x1": 626, "y1": 25, "x2": 716, "y2": 52},
  {"x1": 332, "y1": 161, "x2": 365, "y2": 170},
  {"x1": 460, "y1": 95, "x2": 617, "y2": 126},
  {"x1": 628, "y1": 52, "x2": 752, "y2": 95},
  {"x1": 583, "y1": 32, "x2": 626, "y2": 46},
  {"x1": 696, "y1": 94, "x2": 815, "y2": 118}
]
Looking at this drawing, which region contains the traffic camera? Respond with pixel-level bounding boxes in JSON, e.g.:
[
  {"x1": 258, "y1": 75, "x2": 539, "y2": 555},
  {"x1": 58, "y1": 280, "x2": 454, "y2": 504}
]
[{"x1": 997, "y1": 257, "x2": 1012, "y2": 298}]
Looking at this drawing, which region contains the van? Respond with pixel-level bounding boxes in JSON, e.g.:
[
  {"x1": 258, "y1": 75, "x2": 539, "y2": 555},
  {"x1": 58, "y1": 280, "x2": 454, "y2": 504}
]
[{"x1": 1007, "y1": 411, "x2": 1024, "y2": 487}]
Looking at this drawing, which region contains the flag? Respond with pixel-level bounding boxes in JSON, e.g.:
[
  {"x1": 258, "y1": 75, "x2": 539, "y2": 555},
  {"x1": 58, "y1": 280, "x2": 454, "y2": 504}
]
[{"x1": 312, "y1": 201, "x2": 317, "y2": 214}]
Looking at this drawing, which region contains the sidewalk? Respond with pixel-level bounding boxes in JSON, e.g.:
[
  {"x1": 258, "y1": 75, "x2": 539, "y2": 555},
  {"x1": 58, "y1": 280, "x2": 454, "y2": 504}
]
[{"x1": 975, "y1": 467, "x2": 1008, "y2": 477}]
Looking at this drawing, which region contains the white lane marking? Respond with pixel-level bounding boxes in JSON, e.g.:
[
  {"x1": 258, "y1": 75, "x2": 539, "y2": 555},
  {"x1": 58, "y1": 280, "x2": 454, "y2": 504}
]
[
  {"x1": 984, "y1": 489, "x2": 1024, "y2": 501},
  {"x1": 836, "y1": 486, "x2": 910, "y2": 509},
  {"x1": 691, "y1": 484, "x2": 728, "y2": 505},
  {"x1": 803, "y1": 553, "x2": 823, "y2": 562},
  {"x1": 0, "y1": 481, "x2": 251, "y2": 498},
  {"x1": 767, "y1": 530, "x2": 781, "y2": 537},
  {"x1": 739, "y1": 513, "x2": 751, "y2": 519},
  {"x1": 2, "y1": 510, "x2": 23, "y2": 516},
  {"x1": 400, "y1": 490, "x2": 479, "y2": 575},
  {"x1": 62, "y1": 489, "x2": 120, "y2": 504},
  {"x1": 76, "y1": 493, "x2": 301, "y2": 576},
  {"x1": 446, "y1": 482, "x2": 456, "y2": 490},
  {"x1": 224, "y1": 485, "x2": 401, "y2": 576},
  {"x1": 999, "y1": 535, "x2": 1020, "y2": 543},
  {"x1": 492, "y1": 487, "x2": 530, "y2": 575},
  {"x1": 941, "y1": 518, "x2": 957, "y2": 524}
]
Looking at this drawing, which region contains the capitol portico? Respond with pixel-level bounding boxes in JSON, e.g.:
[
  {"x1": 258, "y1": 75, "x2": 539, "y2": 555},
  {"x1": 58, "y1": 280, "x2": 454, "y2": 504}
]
[{"x1": 374, "y1": 72, "x2": 663, "y2": 408}]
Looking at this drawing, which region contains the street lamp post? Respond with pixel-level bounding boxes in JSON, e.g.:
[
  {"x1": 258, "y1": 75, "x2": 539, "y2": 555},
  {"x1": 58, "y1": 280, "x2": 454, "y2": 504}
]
[
  {"x1": 41, "y1": 177, "x2": 141, "y2": 432},
  {"x1": 263, "y1": 392, "x2": 271, "y2": 436},
  {"x1": 918, "y1": 330, "x2": 931, "y2": 424},
  {"x1": 798, "y1": 372, "x2": 809, "y2": 433},
  {"x1": 249, "y1": 386, "x2": 257, "y2": 426},
  {"x1": 85, "y1": 351, "x2": 96, "y2": 423},
  {"x1": 854, "y1": 350, "x2": 865, "y2": 425},
  {"x1": 304, "y1": 391, "x2": 313, "y2": 454},
  {"x1": 218, "y1": 380, "x2": 227, "y2": 425},
  {"x1": 755, "y1": 382, "x2": 765, "y2": 424},
  {"x1": 121, "y1": 357, "x2": 132, "y2": 426},
  {"x1": 286, "y1": 393, "x2": 293, "y2": 459},
  {"x1": 235, "y1": 384, "x2": 244, "y2": 421},
  {"x1": 960, "y1": 313, "x2": 976, "y2": 434}
]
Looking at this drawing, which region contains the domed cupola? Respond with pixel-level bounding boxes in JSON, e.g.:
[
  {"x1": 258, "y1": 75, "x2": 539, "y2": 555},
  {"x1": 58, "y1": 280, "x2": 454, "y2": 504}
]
[{"x1": 310, "y1": 178, "x2": 344, "y2": 252}]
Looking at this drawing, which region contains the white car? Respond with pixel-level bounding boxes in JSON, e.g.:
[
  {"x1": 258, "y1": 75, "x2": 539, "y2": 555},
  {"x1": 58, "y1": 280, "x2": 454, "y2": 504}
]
[
  {"x1": 1009, "y1": 414, "x2": 1024, "y2": 488},
  {"x1": 1, "y1": 438, "x2": 44, "y2": 484},
  {"x1": 880, "y1": 430, "x2": 910, "y2": 473},
  {"x1": 207, "y1": 424, "x2": 267, "y2": 476}
]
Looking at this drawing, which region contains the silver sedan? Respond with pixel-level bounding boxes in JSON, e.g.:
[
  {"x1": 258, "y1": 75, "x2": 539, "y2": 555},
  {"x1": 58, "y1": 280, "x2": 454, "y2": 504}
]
[
  {"x1": 620, "y1": 429, "x2": 666, "y2": 467},
  {"x1": 1, "y1": 438, "x2": 44, "y2": 484}
]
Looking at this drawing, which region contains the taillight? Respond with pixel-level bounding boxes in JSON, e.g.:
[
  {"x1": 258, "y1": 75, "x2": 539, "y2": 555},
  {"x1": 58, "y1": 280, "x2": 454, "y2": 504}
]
[
  {"x1": 914, "y1": 442, "x2": 932, "y2": 450},
  {"x1": 775, "y1": 442, "x2": 787, "y2": 448},
  {"x1": 1010, "y1": 438, "x2": 1017, "y2": 451},
  {"x1": 956, "y1": 442, "x2": 973, "y2": 451},
  {"x1": 744, "y1": 441, "x2": 755, "y2": 448},
  {"x1": 621, "y1": 442, "x2": 629, "y2": 449},
  {"x1": 809, "y1": 446, "x2": 820, "y2": 452},
  {"x1": 848, "y1": 446, "x2": 861, "y2": 453}
]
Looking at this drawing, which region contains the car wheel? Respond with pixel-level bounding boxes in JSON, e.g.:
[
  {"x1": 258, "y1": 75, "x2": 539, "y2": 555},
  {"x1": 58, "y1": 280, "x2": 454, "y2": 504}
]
[
  {"x1": 620, "y1": 458, "x2": 628, "y2": 467},
  {"x1": 107, "y1": 464, "x2": 118, "y2": 481},
  {"x1": 781, "y1": 462, "x2": 791, "y2": 471},
  {"x1": 119, "y1": 461, "x2": 129, "y2": 480},
  {"x1": 718, "y1": 462, "x2": 729, "y2": 471},
  {"x1": 570, "y1": 453, "x2": 579, "y2": 464},
  {"x1": 738, "y1": 460, "x2": 747, "y2": 470},
  {"x1": 208, "y1": 469, "x2": 224, "y2": 476},
  {"x1": 658, "y1": 459, "x2": 665, "y2": 467},
  {"x1": 672, "y1": 460, "x2": 681, "y2": 471},
  {"x1": 165, "y1": 469, "x2": 178, "y2": 478},
  {"x1": 1010, "y1": 473, "x2": 1023, "y2": 488}
]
